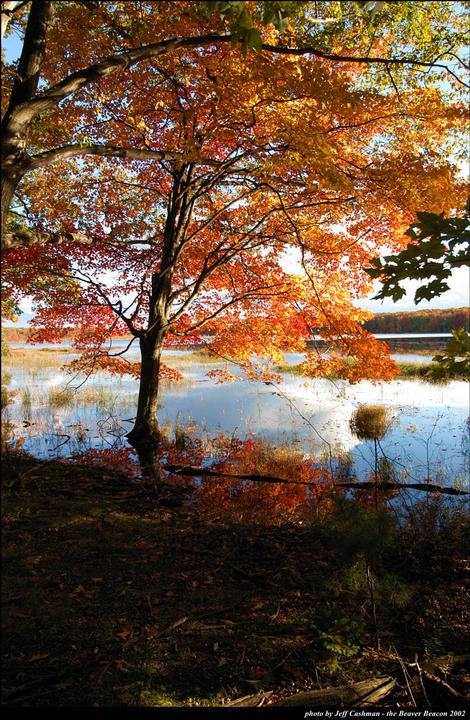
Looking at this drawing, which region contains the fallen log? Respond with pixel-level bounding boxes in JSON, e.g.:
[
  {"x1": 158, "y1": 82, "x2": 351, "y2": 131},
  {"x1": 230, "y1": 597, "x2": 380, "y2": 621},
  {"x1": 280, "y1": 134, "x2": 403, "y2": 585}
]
[
  {"x1": 163, "y1": 465, "x2": 469, "y2": 495},
  {"x1": 265, "y1": 676, "x2": 395, "y2": 708},
  {"x1": 334, "y1": 481, "x2": 469, "y2": 496},
  {"x1": 164, "y1": 464, "x2": 302, "y2": 485}
]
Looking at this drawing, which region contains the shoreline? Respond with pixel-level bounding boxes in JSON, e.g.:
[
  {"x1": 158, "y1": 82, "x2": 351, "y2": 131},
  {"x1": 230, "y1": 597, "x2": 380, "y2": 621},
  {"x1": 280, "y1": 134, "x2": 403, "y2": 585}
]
[{"x1": 3, "y1": 346, "x2": 467, "y2": 382}]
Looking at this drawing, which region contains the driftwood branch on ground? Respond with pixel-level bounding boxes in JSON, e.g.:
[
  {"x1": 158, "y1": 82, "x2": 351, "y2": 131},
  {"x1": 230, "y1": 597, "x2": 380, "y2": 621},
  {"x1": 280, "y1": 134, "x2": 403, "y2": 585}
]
[
  {"x1": 164, "y1": 464, "x2": 305, "y2": 485},
  {"x1": 419, "y1": 653, "x2": 470, "y2": 675},
  {"x1": 408, "y1": 654, "x2": 470, "y2": 703},
  {"x1": 421, "y1": 671, "x2": 463, "y2": 700},
  {"x1": 225, "y1": 676, "x2": 395, "y2": 708},
  {"x1": 224, "y1": 691, "x2": 273, "y2": 707},
  {"x1": 334, "y1": 481, "x2": 469, "y2": 496}
]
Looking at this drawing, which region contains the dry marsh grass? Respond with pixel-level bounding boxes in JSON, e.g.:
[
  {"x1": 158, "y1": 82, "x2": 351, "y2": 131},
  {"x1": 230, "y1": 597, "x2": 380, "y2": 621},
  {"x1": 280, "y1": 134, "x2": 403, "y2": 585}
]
[
  {"x1": 350, "y1": 405, "x2": 390, "y2": 441},
  {"x1": 2, "y1": 347, "x2": 76, "y2": 370},
  {"x1": 3, "y1": 348, "x2": 226, "y2": 375},
  {"x1": 48, "y1": 387, "x2": 75, "y2": 408},
  {"x1": 163, "y1": 351, "x2": 231, "y2": 368}
]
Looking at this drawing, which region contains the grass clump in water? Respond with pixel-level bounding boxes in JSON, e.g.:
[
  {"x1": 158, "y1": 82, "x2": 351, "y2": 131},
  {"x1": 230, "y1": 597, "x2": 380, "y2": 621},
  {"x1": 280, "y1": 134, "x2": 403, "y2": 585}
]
[
  {"x1": 48, "y1": 386, "x2": 75, "y2": 408},
  {"x1": 1, "y1": 385, "x2": 15, "y2": 410},
  {"x1": 76, "y1": 385, "x2": 115, "y2": 409},
  {"x1": 1, "y1": 372, "x2": 15, "y2": 411},
  {"x1": 21, "y1": 387, "x2": 33, "y2": 410},
  {"x1": 350, "y1": 405, "x2": 389, "y2": 441}
]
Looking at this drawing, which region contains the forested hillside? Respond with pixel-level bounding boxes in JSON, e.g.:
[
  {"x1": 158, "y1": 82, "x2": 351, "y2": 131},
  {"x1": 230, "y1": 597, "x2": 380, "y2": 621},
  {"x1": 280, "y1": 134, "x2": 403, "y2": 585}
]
[
  {"x1": 3, "y1": 307, "x2": 469, "y2": 343},
  {"x1": 1, "y1": 327, "x2": 133, "y2": 342},
  {"x1": 363, "y1": 307, "x2": 469, "y2": 334}
]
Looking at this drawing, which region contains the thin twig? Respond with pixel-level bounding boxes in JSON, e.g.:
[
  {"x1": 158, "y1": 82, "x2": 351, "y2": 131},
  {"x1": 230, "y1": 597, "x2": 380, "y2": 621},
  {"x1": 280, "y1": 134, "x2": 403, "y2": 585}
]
[
  {"x1": 414, "y1": 654, "x2": 431, "y2": 707},
  {"x1": 394, "y1": 646, "x2": 416, "y2": 707}
]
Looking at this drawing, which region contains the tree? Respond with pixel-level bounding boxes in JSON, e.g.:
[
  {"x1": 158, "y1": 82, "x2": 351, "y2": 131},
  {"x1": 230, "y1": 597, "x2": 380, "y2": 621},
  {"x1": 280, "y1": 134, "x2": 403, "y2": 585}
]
[
  {"x1": 2, "y1": 1, "x2": 468, "y2": 248},
  {"x1": 366, "y1": 199, "x2": 470, "y2": 379},
  {"x1": 2, "y1": 2, "x2": 468, "y2": 480},
  {"x1": 429, "y1": 328, "x2": 470, "y2": 380},
  {"x1": 367, "y1": 198, "x2": 470, "y2": 304}
]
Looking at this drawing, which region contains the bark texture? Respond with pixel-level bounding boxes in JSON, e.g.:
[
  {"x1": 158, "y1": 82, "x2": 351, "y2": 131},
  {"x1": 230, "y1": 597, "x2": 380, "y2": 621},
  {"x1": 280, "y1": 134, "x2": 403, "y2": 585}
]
[
  {"x1": 267, "y1": 676, "x2": 396, "y2": 708},
  {"x1": 1, "y1": 0, "x2": 52, "y2": 240},
  {"x1": 128, "y1": 330, "x2": 165, "y2": 442}
]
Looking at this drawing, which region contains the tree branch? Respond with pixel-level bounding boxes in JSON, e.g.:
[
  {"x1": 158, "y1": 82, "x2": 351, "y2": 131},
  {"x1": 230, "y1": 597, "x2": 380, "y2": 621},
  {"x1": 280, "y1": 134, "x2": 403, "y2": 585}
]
[
  {"x1": 2, "y1": 229, "x2": 99, "y2": 248},
  {"x1": 1, "y1": 0, "x2": 28, "y2": 40},
  {"x1": 260, "y1": 42, "x2": 469, "y2": 87},
  {"x1": 6, "y1": 33, "x2": 233, "y2": 128},
  {"x1": 26, "y1": 143, "x2": 223, "y2": 170},
  {"x1": 169, "y1": 282, "x2": 289, "y2": 336},
  {"x1": 8, "y1": 28, "x2": 467, "y2": 132},
  {"x1": 5, "y1": 1, "x2": 52, "y2": 112}
]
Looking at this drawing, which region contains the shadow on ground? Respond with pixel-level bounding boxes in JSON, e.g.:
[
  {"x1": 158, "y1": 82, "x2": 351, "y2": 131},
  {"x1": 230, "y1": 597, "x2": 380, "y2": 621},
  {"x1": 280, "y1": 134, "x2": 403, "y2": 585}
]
[{"x1": 2, "y1": 451, "x2": 469, "y2": 707}]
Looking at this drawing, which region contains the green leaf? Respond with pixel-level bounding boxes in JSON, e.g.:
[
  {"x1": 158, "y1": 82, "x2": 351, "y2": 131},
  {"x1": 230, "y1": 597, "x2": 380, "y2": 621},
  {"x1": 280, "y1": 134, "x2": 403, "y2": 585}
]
[
  {"x1": 246, "y1": 28, "x2": 262, "y2": 52},
  {"x1": 366, "y1": 202, "x2": 470, "y2": 305},
  {"x1": 238, "y1": 7, "x2": 253, "y2": 29}
]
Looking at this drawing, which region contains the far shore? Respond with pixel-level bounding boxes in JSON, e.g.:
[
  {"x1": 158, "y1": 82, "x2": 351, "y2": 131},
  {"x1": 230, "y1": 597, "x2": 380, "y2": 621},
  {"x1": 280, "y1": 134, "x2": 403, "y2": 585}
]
[{"x1": 3, "y1": 346, "x2": 467, "y2": 382}]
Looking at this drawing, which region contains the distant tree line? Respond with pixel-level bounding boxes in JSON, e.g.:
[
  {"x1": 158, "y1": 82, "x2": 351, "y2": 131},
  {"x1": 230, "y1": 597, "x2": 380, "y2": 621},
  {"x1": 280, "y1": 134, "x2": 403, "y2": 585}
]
[
  {"x1": 363, "y1": 308, "x2": 469, "y2": 334},
  {"x1": 1, "y1": 327, "x2": 131, "y2": 343},
  {"x1": 2, "y1": 308, "x2": 469, "y2": 343}
]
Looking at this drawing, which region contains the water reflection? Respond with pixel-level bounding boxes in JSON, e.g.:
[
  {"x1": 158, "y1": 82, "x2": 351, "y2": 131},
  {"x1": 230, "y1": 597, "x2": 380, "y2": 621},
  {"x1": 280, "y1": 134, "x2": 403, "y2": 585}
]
[{"x1": 2, "y1": 348, "x2": 469, "y2": 485}]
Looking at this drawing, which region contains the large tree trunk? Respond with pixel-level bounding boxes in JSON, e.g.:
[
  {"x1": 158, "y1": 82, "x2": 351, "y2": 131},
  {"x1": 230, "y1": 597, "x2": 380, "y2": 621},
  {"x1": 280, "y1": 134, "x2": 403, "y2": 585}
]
[
  {"x1": 125, "y1": 170, "x2": 190, "y2": 485},
  {"x1": 1, "y1": 0, "x2": 53, "y2": 242},
  {"x1": 126, "y1": 325, "x2": 166, "y2": 488},
  {"x1": 127, "y1": 330, "x2": 165, "y2": 442},
  {"x1": 1, "y1": 173, "x2": 17, "y2": 238}
]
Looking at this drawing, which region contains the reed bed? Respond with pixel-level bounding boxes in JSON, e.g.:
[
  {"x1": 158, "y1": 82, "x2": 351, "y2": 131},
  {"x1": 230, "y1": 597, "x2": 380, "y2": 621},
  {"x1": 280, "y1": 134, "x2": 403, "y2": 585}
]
[
  {"x1": 2, "y1": 347, "x2": 76, "y2": 370},
  {"x1": 274, "y1": 361, "x2": 467, "y2": 383},
  {"x1": 162, "y1": 351, "x2": 231, "y2": 367}
]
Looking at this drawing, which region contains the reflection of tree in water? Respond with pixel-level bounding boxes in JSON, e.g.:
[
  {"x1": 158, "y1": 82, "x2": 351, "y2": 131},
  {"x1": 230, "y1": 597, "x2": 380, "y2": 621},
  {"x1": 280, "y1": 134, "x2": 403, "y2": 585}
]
[
  {"x1": 128, "y1": 434, "x2": 161, "y2": 490},
  {"x1": 2, "y1": 352, "x2": 468, "y2": 486},
  {"x1": 461, "y1": 416, "x2": 470, "y2": 478}
]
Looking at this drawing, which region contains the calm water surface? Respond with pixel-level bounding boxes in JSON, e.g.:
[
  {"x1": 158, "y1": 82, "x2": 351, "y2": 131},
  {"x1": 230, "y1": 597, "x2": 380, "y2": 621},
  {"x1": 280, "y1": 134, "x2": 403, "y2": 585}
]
[{"x1": 3, "y1": 341, "x2": 469, "y2": 487}]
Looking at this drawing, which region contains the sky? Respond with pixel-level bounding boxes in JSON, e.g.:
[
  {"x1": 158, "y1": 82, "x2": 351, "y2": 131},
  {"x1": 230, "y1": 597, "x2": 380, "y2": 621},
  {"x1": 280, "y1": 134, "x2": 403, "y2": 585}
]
[
  {"x1": 9, "y1": 255, "x2": 469, "y2": 327},
  {"x1": 278, "y1": 243, "x2": 469, "y2": 315},
  {"x1": 2, "y1": 18, "x2": 469, "y2": 326},
  {"x1": 356, "y1": 267, "x2": 469, "y2": 314}
]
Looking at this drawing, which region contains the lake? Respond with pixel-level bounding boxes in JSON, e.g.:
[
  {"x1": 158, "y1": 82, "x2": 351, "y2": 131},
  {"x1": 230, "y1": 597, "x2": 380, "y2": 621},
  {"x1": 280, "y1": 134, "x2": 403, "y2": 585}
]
[
  {"x1": 8, "y1": 332, "x2": 453, "y2": 357},
  {"x1": 2, "y1": 337, "x2": 469, "y2": 489}
]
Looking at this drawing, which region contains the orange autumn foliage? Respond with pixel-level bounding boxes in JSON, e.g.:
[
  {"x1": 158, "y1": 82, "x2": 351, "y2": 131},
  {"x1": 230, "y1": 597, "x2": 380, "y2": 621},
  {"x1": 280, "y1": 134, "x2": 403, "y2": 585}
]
[
  {"x1": 71, "y1": 435, "x2": 340, "y2": 525},
  {"x1": 2, "y1": 2, "x2": 468, "y2": 440}
]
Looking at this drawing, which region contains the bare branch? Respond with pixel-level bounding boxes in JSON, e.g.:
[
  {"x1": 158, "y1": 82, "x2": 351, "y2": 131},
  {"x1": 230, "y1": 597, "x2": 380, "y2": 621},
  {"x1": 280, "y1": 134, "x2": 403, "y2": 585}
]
[
  {"x1": 260, "y1": 42, "x2": 469, "y2": 87},
  {"x1": 105, "y1": 335, "x2": 138, "y2": 358}
]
